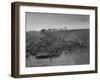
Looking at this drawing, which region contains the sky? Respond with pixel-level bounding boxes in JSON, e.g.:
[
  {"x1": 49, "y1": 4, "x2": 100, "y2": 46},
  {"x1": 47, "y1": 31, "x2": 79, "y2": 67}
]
[{"x1": 25, "y1": 12, "x2": 89, "y2": 31}]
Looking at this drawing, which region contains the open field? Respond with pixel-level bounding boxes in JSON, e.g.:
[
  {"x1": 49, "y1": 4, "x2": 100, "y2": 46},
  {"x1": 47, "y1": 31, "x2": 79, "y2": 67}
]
[{"x1": 26, "y1": 47, "x2": 89, "y2": 67}]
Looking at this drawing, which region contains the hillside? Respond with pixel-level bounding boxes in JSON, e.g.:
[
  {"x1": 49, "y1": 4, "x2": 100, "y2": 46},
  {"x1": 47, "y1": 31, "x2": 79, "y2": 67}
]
[{"x1": 26, "y1": 29, "x2": 89, "y2": 47}]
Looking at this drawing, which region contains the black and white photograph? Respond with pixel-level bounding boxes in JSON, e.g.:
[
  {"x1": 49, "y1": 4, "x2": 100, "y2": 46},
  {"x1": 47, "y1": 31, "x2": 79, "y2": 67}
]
[
  {"x1": 11, "y1": 2, "x2": 97, "y2": 78},
  {"x1": 26, "y1": 12, "x2": 90, "y2": 67}
]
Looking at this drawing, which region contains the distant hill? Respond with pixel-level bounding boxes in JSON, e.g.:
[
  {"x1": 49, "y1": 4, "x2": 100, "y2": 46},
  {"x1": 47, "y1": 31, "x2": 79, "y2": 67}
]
[{"x1": 26, "y1": 29, "x2": 89, "y2": 47}]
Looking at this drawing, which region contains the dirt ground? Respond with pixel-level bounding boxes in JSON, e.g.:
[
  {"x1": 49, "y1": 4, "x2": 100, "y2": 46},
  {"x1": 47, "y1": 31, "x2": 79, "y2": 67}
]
[{"x1": 26, "y1": 47, "x2": 89, "y2": 67}]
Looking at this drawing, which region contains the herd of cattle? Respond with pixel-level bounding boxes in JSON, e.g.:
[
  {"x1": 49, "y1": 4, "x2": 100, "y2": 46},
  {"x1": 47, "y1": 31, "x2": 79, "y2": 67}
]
[
  {"x1": 26, "y1": 39, "x2": 82, "y2": 59},
  {"x1": 26, "y1": 29, "x2": 87, "y2": 59}
]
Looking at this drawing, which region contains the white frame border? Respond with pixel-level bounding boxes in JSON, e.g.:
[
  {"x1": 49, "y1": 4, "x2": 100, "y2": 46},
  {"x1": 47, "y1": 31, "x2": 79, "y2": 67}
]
[{"x1": 19, "y1": 6, "x2": 96, "y2": 75}]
